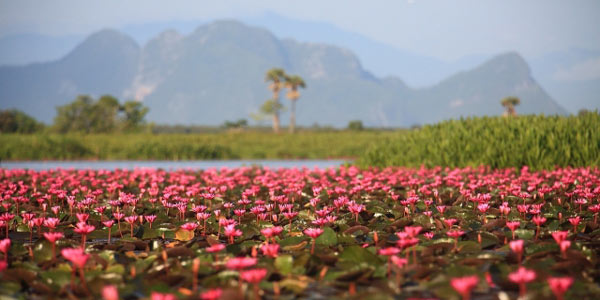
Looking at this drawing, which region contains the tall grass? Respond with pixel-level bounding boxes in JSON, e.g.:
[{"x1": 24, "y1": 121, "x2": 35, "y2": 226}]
[
  {"x1": 0, "y1": 130, "x2": 395, "y2": 160},
  {"x1": 358, "y1": 113, "x2": 600, "y2": 170}
]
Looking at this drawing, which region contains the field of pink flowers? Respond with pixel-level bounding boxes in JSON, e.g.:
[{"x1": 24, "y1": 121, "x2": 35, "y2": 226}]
[{"x1": 0, "y1": 166, "x2": 599, "y2": 299}]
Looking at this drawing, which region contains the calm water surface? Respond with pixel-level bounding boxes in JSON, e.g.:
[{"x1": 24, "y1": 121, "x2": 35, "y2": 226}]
[{"x1": 0, "y1": 160, "x2": 349, "y2": 170}]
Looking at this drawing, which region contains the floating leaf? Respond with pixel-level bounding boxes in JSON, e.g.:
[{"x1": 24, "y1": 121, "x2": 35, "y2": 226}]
[
  {"x1": 174, "y1": 228, "x2": 194, "y2": 241},
  {"x1": 338, "y1": 246, "x2": 382, "y2": 267},
  {"x1": 279, "y1": 278, "x2": 309, "y2": 294},
  {"x1": 275, "y1": 255, "x2": 293, "y2": 275},
  {"x1": 515, "y1": 229, "x2": 535, "y2": 240},
  {"x1": 316, "y1": 227, "x2": 338, "y2": 246}
]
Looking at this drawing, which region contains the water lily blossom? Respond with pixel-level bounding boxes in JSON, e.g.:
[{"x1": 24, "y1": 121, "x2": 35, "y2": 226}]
[
  {"x1": 450, "y1": 275, "x2": 479, "y2": 300},
  {"x1": 547, "y1": 276, "x2": 574, "y2": 300},
  {"x1": 304, "y1": 228, "x2": 324, "y2": 254},
  {"x1": 509, "y1": 239, "x2": 524, "y2": 264},
  {"x1": 508, "y1": 266, "x2": 536, "y2": 297}
]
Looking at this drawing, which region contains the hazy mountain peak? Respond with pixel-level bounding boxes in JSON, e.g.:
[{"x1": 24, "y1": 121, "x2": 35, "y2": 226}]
[
  {"x1": 153, "y1": 30, "x2": 183, "y2": 43},
  {"x1": 192, "y1": 19, "x2": 273, "y2": 38},
  {"x1": 61, "y1": 28, "x2": 139, "y2": 65},
  {"x1": 77, "y1": 28, "x2": 139, "y2": 50},
  {"x1": 479, "y1": 52, "x2": 531, "y2": 77}
]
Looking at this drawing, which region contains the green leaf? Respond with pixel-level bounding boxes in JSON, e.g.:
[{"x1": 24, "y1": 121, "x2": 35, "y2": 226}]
[
  {"x1": 279, "y1": 278, "x2": 308, "y2": 294},
  {"x1": 275, "y1": 255, "x2": 293, "y2": 276},
  {"x1": 33, "y1": 241, "x2": 53, "y2": 263},
  {"x1": 279, "y1": 236, "x2": 309, "y2": 247},
  {"x1": 515, "y1": 229, "x2": 535, "y2": 240},
  {"x1": 315, "y1": 227, "x2": 337, "y2": 246},
  {"x1": 174, "y1": 228, "x2": 194, "y2": 241},
  {"x1": 40, "y1": 269, "x2": 72, "y2": 288},
  {"x1": 338, "y1": 246, "x2": 382, "y2": 266},
  {"x1": 479, "y1": 231, "x2": 500, "y2": 248},
  {"x1": 457, "y1": 241, "x2": 481, "y2": 254},
  {"x1": 142, "y1": 227, "x2": 159, "y2": 239},
  {"x1": 106, "y1": 264, "x2": 125, "y2": 275}
]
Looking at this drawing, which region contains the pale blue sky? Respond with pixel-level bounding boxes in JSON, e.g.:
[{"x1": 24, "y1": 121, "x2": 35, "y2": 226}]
[{"x1": 0, "y1": 0, "x2": 599, "y2": 60}]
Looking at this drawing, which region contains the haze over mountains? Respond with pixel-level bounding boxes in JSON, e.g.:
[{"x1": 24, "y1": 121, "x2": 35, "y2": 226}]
[{"x1": 0, "y1": 20, "x2": 570, "y2": 127}]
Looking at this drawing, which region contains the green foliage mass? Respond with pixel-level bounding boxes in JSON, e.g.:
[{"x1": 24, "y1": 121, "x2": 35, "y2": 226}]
[
  {"x1": 0, "y1": 109, "x2": 44, "y2": 133},
  {"x1": 347, "y1": 120, "x2": 364, "y2": 131},
  {"x1": 358, "y1": 113, "x2": 600, "y2": 170},
  {"x1": 53, "y1": 94, "x2": 149, "y2": 133},
  {"x1": 0, "y1": 131, "x2": 394, "y2": 160}
]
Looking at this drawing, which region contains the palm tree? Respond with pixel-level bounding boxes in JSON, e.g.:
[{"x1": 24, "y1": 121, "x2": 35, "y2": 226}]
[
  {"x1": 501, "y1": 96, "x2": 520, "y2": 117},
  {"x1": 265, "y1": 68, "x2": 286, "y2": 133},
  {"x1": 284, "y1": 74, "x2": 306, "y2": 133}
]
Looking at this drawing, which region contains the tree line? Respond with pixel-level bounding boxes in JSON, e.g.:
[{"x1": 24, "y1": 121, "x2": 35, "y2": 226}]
[{"x1": 0, "y1": 95, "x2": 149, "y2": 134}]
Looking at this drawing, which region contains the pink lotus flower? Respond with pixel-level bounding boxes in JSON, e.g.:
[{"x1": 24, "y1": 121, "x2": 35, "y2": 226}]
[
  {"x1": 568, "y1": 216, "x2": 581, "y2": 233},
  {"x1": 43, "y1": 232, "x2": 64, "y2": 260},
  {"x1": 304, "y1": 227, "x2": 324, "y2": 254},
  {"x1": 206, "y1": 244, "x2": 226, "y2": 253},
  {"x1": 450, "y1": 275, "x2": 479, "y2": 300},
  {"x1": 0, "y1": 238, "x2": 10, "y2": 261},
  {"x1": 390, "y1": 256, "x2": 408, "y2": 269},
  {"x1": 200, "y1": 288, "x2": 222, "y2": 300},
  {"x1": 103, "y1": 220, "x2": 115, "y2": 243},
  {"x1": 180, "y1": 222, "x2": 198, "y2": 231},
  {"x1": 447, "y1": 229, "x2": 465, "y2": 250},
  {"x1": 260, "y1": 243, "x2": 280, "y2": 258},
  {"x1": 532, "y1": 215, "x2": 546, "y2": 239},
  {"x1": 150, "y1": 292, "x2": 176, "y2": 300},
  {"x1": 304, "y1": 228, "x2": 324, "y2": 239},
  {"x1": 378, "y1": 247, "x2": 401, "y2": 276},
  {"x1": 404, "y1": 226, "x2": 422, "y2": 237},
  {"x1": 499, "y1": 204, "x2": 511, "y2": 216},
  {"x1": 444, "y1": 218, "x2": 458, "y2": 228},
  {"x1": 43, "y1": 232, "x2": 63, "y2": 243},
  {"x1": 74, "y1": 222, "x2": 95, "y2": 248},
  {"x1": 547, "y1": 276, "x2": 574, "y2": 300},
  {"x1": 102, "y1": 285, "x2": 119, "y2": 300},
  {"x1": 124, "y1": 215, "x2": 138, "y2": 237},
  {"x1": 144, "y1": 215, "x2": 157, "y2": 228},
  {"x1": 552, "y1": 231, "x2": 569, "y2": 244},
  {"x1": 61, "y1": 247, "x2": 90, "y2": 269},
  {"x1": 74, "y1": 222, "x2": 95, "y2": 234},
  {"x1": 224, "y1": 224, "x2": 242, "y2": 244},
  {"x1": 261, "y1": 226, "x2": 283, "y2": 242},
  {"x1": 103, "y1": 220, "x2": 115, "y2": 228},
  {"x1": 241, "y1": 268, "x2": 268, "y2": 300},
  {"x1": 226, "y1": 257, "x2": 257, "y2": 270},
  {"x1": 436, "y1": 205, "x2": 447, "y2": 214},
  {"x1": 347, "y1": 202, "x2": 365, "y2": 222},
  {"x1": 506, "y1": 221, "x2": 520, "y2": 239},
  {"x1": 43, "y1": 217, "x2": 60, "y2": 231},
  {"x1": 240, "y1": 268, "x2": 268, "y2": 283},
  {"x1": 76, "y1": 213, "x2": 89, "y2": 223},
  {"x1": 477, "y1": 203, "x2": 490, "y2": 213},
  {"x1": 509, "y1": 239, "x2": 524, "y2": 264},
  {"x1": 113, "y1": 211, "x2": 124, "y2": 220},
  {"x1": 378, "y1": 247, "x2": 400, "y2": 256},
  {"x1": 508, "y1": 266, "x2": 536, "y2": 297}
]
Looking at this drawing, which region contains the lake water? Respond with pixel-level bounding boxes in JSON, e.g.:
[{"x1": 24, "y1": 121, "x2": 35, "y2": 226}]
[{"x1": 0, "y1": 160, "x2": 349, "y2": 170}]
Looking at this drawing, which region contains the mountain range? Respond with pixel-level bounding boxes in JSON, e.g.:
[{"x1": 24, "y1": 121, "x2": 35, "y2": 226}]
[{"x1": 0, "y1": 20, "x2": 568, "y2": 127}]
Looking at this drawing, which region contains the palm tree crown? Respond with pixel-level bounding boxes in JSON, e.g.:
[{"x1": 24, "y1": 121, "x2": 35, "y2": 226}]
[
  {"x1": 501, "y1": 96, "x2": 521, "y2": 117},
  {"x1": 284, "y1": 75, "x2": 306, "y2": 133}
]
